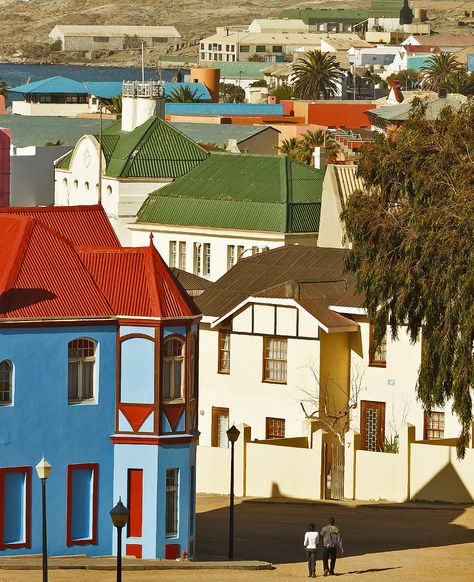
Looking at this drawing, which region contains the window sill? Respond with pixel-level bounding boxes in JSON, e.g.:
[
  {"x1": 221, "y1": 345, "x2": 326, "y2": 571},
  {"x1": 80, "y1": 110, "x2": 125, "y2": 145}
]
[
  {"x1": 0, "y1": 402, "x2": 13, "y2": 407},
  {"x1": 163, "y1": 398, "x2": 185, "y2": 405},
  {"x1": 218, "y1": 370, "x2": 230, "y2": 375},
  {"x1": 262, "y1": 379, "x2": 287, "y2": 385},
  {"x1": 368, "y1": 362, "x2": 386, "y2": 368},
  {"x1": 68, "y1": 399, "x2": 97, "y2": 405}
]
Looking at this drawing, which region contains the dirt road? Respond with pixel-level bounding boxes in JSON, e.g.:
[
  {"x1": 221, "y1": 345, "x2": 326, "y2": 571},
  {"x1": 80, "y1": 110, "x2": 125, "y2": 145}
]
[{"x1": 1, "y1": 494, "x2": 473, "y2": 581}]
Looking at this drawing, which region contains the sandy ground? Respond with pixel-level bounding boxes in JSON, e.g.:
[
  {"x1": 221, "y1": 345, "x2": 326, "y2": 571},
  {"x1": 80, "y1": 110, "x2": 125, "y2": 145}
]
[{"x1": 1, "y1": 494, "x2": 473, "y2": 581}]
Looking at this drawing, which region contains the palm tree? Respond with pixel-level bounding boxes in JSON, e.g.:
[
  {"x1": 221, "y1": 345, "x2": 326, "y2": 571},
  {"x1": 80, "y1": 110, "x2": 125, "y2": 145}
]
[
  {"x1": 102, "y1": 94, "x2": 122, "y2": 114},
  {"x1": 292, "y1": 50, "x2": 342, "y2": 100},
  {"x1": 0, "y1": 77, "x2": 7, "y2": 98},
  {"x1": 299, "y1": 130, "x2": 340, "y2": 165},
  {"x1": 167, "y1": 86, "x2": 203, "y2": 103},
  {"x1": 420, "y1": 52, "x2": 463, "y2": 92},
  {"x1": 278, "y1": 137, "x2": 306, "y2": 162},
  {"x1": 248, "y1": 54, "x2": 265, "y2": 62}
]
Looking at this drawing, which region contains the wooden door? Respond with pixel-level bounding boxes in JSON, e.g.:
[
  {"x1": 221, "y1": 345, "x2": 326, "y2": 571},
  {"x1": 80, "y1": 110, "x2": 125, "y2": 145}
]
[
  {"x1": 211, "y1": 406, "x2": 229, "y2": 447},
  {"x1": 360, "y1": 400, "x2": 385, "y2": 451}
]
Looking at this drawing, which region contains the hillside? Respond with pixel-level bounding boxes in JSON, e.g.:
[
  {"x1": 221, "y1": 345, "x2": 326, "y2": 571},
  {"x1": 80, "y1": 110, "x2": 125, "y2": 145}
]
[{"x1": 0, "y1": 0, "x2": 472, "y2": 66}]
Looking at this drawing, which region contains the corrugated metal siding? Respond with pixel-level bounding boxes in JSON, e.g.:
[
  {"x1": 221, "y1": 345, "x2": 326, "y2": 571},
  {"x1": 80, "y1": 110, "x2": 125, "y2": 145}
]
[
  {"x1": 288, "y1": 203, "x2": 321, "y2": 233},
  {"x1": 333, "y1": 165, "x2": 365, "y2": 207}
]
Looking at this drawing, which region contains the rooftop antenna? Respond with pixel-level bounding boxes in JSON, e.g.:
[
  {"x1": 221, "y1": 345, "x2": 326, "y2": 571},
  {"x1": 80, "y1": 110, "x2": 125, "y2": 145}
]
[{"x1": 141, "y1": 41, "x2": 145, "y2": 83}]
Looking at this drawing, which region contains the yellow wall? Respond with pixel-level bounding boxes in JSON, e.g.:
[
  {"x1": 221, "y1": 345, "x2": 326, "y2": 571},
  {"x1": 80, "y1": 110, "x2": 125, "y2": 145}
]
[{"x1": 319, "y1": 331, "x2": 350, "y2": 436}]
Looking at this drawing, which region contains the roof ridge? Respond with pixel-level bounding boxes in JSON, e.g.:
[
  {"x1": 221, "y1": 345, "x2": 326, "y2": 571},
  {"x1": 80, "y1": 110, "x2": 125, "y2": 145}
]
[
  {"x1": 145, "y1": 244, "x2": 164, "y2": 316},
  {"x1": 0, "y1": 204, "x2": 105, "y2": 214},
  {"x1": 0, "y1": 216, "x2": 36, "y2": 294},
  {"x1": 160, "y1": 118, "x2": 208, "y2": 155}
]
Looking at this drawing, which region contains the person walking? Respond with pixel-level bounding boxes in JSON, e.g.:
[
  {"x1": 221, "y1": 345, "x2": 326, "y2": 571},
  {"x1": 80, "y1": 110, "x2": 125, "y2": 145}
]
[
  {"x1": 304, "y1": 523, "x2": 319, "y2": 578},
  {"x1": 320, "y1": 517, "x2": 343, "y2": 576}
]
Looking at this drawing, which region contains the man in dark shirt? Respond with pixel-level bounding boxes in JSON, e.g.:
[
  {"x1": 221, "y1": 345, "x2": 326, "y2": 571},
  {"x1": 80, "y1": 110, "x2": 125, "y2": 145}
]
[{"x1": 320, "y1": 517, "x2": 343, "y2": 576}]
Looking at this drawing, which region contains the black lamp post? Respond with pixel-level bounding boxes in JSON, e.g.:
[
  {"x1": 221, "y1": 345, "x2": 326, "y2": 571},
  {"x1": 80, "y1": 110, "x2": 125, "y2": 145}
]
[
  {"x1": 35, "y1": 457, "x2": 52, "y2": 582},
  {"x1": 226, "y1": 424, "x2": 240, "y2": 560},
  {"x1": 110, "y1": 499, "x2": 130, "y2": 582}
]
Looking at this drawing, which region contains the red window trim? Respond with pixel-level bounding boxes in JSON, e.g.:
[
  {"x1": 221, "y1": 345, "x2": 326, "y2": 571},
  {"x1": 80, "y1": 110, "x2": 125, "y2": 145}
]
[
  {"x1": 66, "y1": 463, "x2": 98, "y2": 547},
  {"x1": 0, "y1": 466, "x2": 32, "y2": 550}
]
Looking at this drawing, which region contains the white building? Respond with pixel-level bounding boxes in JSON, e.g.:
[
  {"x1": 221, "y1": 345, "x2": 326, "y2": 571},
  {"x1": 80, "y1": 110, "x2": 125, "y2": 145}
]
[
  {"x1": 198, "y1": 31, "x2": 364, "y2": 63},
  {"x1": 195, "y1": 244, "x2": 467, "y2": 450},
  {"x1": 129, "y1": 153, "x2": 324, "y2": 281},
  {"x1": 49, "y1": 25, "x2": 182, "y2": 52},
  {"x1": 54, "y1": 80, "x2": 208, "y2": 242},
  {"x1": 348, "y1": 44, "x2": 402, "y2": 67}
]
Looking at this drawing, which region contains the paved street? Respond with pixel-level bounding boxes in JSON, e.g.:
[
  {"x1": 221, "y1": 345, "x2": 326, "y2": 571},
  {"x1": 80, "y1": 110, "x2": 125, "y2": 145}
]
[{"x1": 1, "y1": 494, "x2": 473, "y2": 581}]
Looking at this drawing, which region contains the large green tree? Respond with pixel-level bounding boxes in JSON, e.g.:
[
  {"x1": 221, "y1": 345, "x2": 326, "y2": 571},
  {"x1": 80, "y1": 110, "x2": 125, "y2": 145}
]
[
  {"x1": 420, "y1": 52, "x2": 463, "y2": 92},
  {"x1": 342, "y1": 101, "x2": 474, "y2": 456},
  {"x1": 0, "y1": 77, "x2": 7, "y2": 97},
  {"x1": 292, "y1": 50, "x2": 342, "y2": 100}
]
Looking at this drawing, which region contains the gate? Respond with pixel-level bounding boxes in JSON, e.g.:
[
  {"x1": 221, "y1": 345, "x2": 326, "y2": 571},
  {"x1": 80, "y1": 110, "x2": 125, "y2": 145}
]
[{"x1": 330, "y1": 444, "x2": 345, "y2": 500}]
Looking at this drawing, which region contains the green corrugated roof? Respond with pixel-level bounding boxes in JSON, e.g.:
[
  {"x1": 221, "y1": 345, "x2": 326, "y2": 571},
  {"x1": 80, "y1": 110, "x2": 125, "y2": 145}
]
[
  {"x1": 210, "y1": 62, "x2": 270, "y2": 80},
  {"x1": 58, "y1": 117, "x2": 209, "y2": 179},
  {"x1": 136, "y1": 153, "x2": 323, "y2": 233}
]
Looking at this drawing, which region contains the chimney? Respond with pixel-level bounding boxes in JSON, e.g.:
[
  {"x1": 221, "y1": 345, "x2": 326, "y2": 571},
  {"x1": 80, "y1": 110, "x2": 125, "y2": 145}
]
[
  {"x1": 285, "y1": 280, "x2": 300, "y2": 301},
  {"x1": 313, "y1": 146, "x2": 327, "y2": 172},
  {"x1": 121, "y1": 80, "x2": 165, "y2": 132},
  {"x1": 225, "y1": 139, "x2": 241, "y2": 153}
]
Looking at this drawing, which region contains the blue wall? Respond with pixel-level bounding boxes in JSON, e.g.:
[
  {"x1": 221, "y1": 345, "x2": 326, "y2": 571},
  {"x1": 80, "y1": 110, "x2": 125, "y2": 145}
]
[{"x1": 0, "y1": 325, "x2": 116, "y2": 556}]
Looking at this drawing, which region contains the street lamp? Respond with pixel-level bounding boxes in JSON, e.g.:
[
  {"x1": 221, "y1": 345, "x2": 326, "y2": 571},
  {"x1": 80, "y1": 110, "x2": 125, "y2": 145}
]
[
  {"x1": 226, "y1": 424, "x2": 240, "y2": 560},
  {"x1": 110, "y1": 498, "x2": 129, "y2": 582},
  {"x1": 35, "y1": 457, "x2": 52, "y2": 582}
]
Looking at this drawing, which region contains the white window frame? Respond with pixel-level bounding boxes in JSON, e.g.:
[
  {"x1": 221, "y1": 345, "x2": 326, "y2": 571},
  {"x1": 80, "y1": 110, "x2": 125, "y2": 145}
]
[{"x1": 68, "y1": 338, "x2": 97, "y2": 404}]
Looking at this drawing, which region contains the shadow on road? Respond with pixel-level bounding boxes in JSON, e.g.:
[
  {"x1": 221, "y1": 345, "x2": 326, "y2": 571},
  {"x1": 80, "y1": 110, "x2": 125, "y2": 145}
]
[{"x1": 196, "y1": 496, "x2": 474, "y2": 564}]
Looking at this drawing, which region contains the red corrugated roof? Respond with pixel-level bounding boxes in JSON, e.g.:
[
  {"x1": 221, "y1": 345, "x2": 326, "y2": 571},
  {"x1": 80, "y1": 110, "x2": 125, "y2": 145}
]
[
  {"x1": 0, "y1": 216, "x2": 114, "y2": 319},
  {"x1": 78, "y1": 242, "x2": 200, "y2": 319},
  {"x1": 0, "y1": 205, "x2": 120, "y2": 248}
]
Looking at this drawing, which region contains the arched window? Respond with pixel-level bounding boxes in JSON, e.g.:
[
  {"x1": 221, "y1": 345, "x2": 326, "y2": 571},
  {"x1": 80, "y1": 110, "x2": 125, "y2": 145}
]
[
  {"x1": 68, "y1": 339, "x2": 96, "y2": 403},
  {"x1": 84, "y1": 181, "x2": 90, "y2": 191},
  {"x1": 190, "y1": 336, "x2": 197, "y2": 399},
  {"x1": 106, "y1": 185, "x2": 112, "y2": 196},
  {"x1": 0, "y1": 360, "x2": 13, "y2": 405},
  {"x1": 162, "y1": 338, "x2": 184, "y2": 402},
  {"x1": 74, "y1": 179, "x2": 78, "y2": 190}
]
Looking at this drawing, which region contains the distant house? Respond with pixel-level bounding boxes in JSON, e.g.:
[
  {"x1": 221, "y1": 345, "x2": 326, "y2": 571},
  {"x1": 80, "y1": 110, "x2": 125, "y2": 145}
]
[
  {"x1": 402, "y1": 34, "x2": 474, "y2": 52},
  {"x1": 0, "y1": 114, "x2": 111, "y2": 207},
  {"x1": 49, "y1": 25, "x2": 182, "y2": 52},
  {"x1": 198, "y1": 30, "x2": 363, "y2": 64},
  {"x1": 169, "y1": 123, "x2": 280, "y2": 154},
  {"x1": 131, "y1": 153, "x2": 324, "y2": 281},
  {"x1": 9, "y1": 76, "x2": 211, "y2": 117}
]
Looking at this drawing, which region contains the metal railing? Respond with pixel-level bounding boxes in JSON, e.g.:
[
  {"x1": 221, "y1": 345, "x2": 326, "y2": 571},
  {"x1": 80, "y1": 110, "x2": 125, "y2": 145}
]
[{"x1": 122, "y1": 80, "x2": 165, "y2": 98}]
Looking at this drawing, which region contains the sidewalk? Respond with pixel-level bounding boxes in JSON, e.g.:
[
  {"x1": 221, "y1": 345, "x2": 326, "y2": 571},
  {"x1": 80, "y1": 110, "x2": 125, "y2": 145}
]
[{"x1": 0, "y1": 556, "x2": 273, "y2": 571}]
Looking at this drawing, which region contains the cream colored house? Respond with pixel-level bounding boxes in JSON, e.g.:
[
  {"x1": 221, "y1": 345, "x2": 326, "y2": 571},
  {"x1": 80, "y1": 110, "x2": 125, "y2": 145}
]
[
  {"x1": 195, "y1": 244, "x2": 468, "y2": 452},
  {"x1": 199, "y1": 31, "x2": 364, "y2": 63}
]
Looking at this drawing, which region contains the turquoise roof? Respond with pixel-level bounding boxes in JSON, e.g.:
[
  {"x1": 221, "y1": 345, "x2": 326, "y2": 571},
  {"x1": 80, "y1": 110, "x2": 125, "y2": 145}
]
[
  {"x1": 11, "y1": 76, "x2": 90, "y2": 94},
  {"x1": 165, "y1": 103, "x2": 284, "y2": 116},
  {"x1": 209, "y1": 62, "x2": 271, "y2": 80},
  {"x1": 10, "y1": 76, "x2": 210, "y2": 100}
]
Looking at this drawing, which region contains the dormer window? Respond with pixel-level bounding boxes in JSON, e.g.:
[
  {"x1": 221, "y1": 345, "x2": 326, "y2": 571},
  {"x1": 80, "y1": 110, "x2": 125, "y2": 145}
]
[
  {"x1": 0, "y1": 360, "x2": 13, "y2": 405},
  {"x1": 68, "y1": 339, "x2": 96, "y2": 403},
  {"x1": 162, "y1": 338, "x2": 184, "y2": 402}
]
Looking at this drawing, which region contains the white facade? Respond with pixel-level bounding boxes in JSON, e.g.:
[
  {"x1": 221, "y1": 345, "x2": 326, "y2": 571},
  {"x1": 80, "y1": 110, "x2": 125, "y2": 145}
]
[
  {"x1": 128, "y1": 222, "x2": 286, "y2": 281},
  {"x1": 199, "y1": 31, "x2": 363, "y2": 64},
  {"x1": 348, "y1": 45, "x2": 402, "y2": 67},
  {"x1": 198, "y1": 298, "x2": 324, "y2": 445}
]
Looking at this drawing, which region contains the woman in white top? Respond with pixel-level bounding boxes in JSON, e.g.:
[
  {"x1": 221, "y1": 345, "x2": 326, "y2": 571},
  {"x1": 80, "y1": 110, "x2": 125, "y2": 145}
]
[{"x1": 304, "y1": 523, "x2": 320, "y2": 578}]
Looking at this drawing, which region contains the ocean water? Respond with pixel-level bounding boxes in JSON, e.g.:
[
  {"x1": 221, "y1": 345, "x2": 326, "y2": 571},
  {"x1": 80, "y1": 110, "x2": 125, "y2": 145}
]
[{"x1": 0, "y1": 62, "x2": 186, "y2": 106}]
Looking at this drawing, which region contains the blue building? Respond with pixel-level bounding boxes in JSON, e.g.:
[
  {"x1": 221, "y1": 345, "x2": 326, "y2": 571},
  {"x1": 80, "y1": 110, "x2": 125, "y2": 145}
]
[{"x1": 0, "y1": 207, "x2": 200, "y2": 559}]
